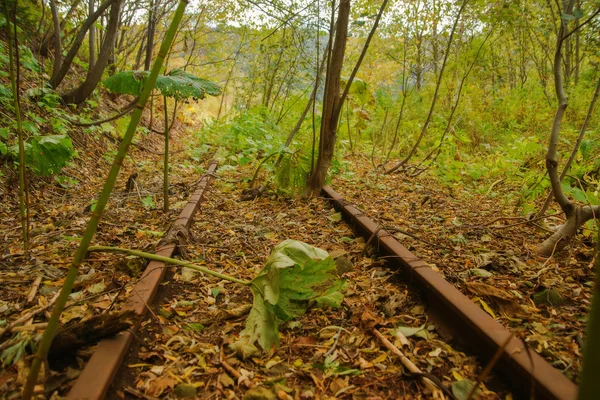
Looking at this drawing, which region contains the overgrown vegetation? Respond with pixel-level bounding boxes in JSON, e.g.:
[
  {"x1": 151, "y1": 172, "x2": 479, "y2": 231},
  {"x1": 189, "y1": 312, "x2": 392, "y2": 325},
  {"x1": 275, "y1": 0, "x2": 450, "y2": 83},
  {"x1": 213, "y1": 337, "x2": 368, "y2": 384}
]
[{"x1": 1, "y1": 0, "x2": 599, "y2": 397}]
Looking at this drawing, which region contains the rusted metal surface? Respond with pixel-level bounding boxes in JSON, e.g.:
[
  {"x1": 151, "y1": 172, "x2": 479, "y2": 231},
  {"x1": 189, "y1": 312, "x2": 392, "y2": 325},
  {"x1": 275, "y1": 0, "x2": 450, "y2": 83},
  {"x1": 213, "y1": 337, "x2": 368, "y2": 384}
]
[
  {"x1": 67, "y1": 162, "x2": 218, "y2": 400},
  {"x1": 321, "y1": 185, "x2": 577, "y2": 400}
]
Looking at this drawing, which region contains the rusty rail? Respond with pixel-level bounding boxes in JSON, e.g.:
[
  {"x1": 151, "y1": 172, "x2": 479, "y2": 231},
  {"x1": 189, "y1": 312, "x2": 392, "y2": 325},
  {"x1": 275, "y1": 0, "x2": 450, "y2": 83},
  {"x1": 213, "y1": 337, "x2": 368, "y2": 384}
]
[
  {"x1": 67, "y1": 162, "x2": 218, "y2": 400},
  {"x1": 321, "y1": 185, "x2": 577, "y2": 400}
]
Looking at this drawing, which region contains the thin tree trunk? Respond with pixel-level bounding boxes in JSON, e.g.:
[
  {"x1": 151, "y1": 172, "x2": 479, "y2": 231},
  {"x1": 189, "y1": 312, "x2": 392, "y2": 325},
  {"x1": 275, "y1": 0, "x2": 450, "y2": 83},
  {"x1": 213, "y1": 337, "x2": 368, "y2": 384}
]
[
  {"x1": 50, "y1": 0, "x2": 118, "y2": 88},
  {"x1": 385, "y1": 0, "x2": 469, "y2": 175},
  {"x1": 275, "y1": 43, "x2": 330, "y2": 168},
  {"x1": 413, "y1": 28, "x2": 492, "y2": 170},
  {"x1": 144, "y1": 0, "x2": 156, "y2": 70},
  {"x1": 307, "y1": 0, "x2": 388, "y2": 194},
  {"x1": 88, "y1": 0, "x2": 96, "y2": 71},
  {"x1": 306, "y1": 0, "x2": 351, "y2": 195},
  {"x1": 535, "y1": 0, "x2": 600, "y2": 255},
  {"x1": 63, "y1": 0, "x2": 122, "y2": 104},
  {"x1": 163, "y1": 96, "x2": 169, "y2": 212},
  {"x1": 48, "y1": 0, "x2": 62, "y2": 84},
  {"x1": 23, "y1": 3, "x2": 189, "y2": 397},
  {"x1": 383, "y1": 26, "x2": 410, "y2": 166},
  {"x1": 217, "y1": 31, "x2": 245, "y2": 120},
  {"x1": 5, "y1": 0, "x2": 29, "y2": 253},
  {"x1": 537, "y1": 76, "x2": 600, "y2": 217}
]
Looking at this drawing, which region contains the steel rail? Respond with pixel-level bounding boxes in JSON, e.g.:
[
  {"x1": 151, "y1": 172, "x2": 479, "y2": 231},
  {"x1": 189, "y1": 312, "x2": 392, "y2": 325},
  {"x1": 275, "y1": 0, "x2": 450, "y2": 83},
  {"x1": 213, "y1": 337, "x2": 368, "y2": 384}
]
[
  {"x1": 321, "y1": 185, "x2": 577, "y2": 400},
  {"x1": 67, "y1": 161, "x2": 218, "y2": 400}
]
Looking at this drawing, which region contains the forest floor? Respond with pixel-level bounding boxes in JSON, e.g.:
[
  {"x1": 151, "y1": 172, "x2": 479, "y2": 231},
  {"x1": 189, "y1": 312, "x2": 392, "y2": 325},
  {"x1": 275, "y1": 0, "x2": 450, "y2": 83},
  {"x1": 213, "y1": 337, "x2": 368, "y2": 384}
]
[
  {"x1": 0, "y1": 109, "x2": 594, "y2": 399},
  {"x1": 335, "y1": 154, "x2": 594, "y2": 384}
]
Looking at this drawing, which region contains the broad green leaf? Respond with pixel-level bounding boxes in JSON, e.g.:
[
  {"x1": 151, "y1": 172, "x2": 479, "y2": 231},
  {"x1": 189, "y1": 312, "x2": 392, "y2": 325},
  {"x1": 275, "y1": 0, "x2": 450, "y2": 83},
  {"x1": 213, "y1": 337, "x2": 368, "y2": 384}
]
[
  {"x1": 10, "y1": 135, "x2": 74, "y2": 176},
  {"x1": 241, "y1": 240, "x2": 345, "y2": 350},
  {"x1": 104, "y1": 69, "x2": 221, "y2": 101},
  {"x1": 239, "y1": 285, "x2": 279, "y2": 351},
  {"x1": 252, "y1": 239, "x2": 329, "y2": 304}
]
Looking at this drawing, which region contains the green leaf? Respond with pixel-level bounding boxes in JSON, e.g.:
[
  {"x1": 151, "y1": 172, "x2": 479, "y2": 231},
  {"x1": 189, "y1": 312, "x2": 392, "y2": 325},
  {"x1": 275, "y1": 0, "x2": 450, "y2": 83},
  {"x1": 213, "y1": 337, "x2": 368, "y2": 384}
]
[
  {"x1": 239, "y1": 285, "x2": 280, "y2": 351},
  {"x1": 327, "y1": 212, "x2": 343, "y2": 223},
  {"x1": 561, "y1": 13, "x2": 576, "y2": 21},
  {"x1": 185, "y1": 323, "x2": 205, "y2": 333},
  {"x1": 104, "y1": 69, "x2": 221, "y2": 101},
  {"x1": 18, "y1": 45, "x2": 40, "y2": 72},
  {"x1": 141, "y1": 195, "x2": 156, "y2": 209},
  {"x1": 393, "y1": 324, "x2": 428, "y2": 339},
  {"x1": 571, "y1": 187, "x2": 588, "y2": 203},
  {"x1": 452, "y1": 379, "x2": 480, "y2": 400},
  {"x1": 241, "y1": 240, "x2": 345, "y2": 350},
  {"x1": 11, "y1": 135, "x2": 74, "y2": 176}
]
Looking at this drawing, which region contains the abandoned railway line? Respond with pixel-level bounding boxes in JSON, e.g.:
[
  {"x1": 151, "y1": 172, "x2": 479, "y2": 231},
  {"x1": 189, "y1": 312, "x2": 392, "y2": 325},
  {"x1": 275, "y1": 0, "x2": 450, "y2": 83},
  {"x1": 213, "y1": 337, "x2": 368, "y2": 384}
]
[{"x1": 53, "y1": 161, "x2": 579, "y2": 400}]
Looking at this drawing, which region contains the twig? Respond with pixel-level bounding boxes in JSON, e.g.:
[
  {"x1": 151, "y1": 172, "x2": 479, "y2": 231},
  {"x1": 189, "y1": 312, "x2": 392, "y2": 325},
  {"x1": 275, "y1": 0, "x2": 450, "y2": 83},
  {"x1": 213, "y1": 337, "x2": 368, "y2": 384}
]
[
  {"x1": 0, "y1": 292, "x2": 59, "y2": 337},
  {"x1": 11, "y1": 323, "x2": 48, "y2": 332},
  {"x1": 219, "y1": 346, "x2": 253, "y2": 388},
  {"x1": 466, "y1": 333, "x2": 514, "y2": 400},
  {"x1": 27, "y1": 276, "x2": 42, "y2": 304},
  {"x1": 372, "y1": 328, "x2": 444, "y2": 398}
]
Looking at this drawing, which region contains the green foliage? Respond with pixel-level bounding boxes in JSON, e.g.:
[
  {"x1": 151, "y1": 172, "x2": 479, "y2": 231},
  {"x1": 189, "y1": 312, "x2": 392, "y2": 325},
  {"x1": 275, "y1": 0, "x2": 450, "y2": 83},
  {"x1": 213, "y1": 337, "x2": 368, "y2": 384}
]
[
  {"x1": 7, "y1": 135, "x2": 74, "y2": 176},
  {"x1": 1, "y1": 334, "x2": 34, "y2": 366},
  {"x1": 239, "y1": 240, "x2": 346, "y2": 350},
  {"x1": 104, "y1": 69, "x2": 221, "y2": 101},
  {"x1": 18, "y1": 45, "x2": 40, "y2": 72},
  {"x1": 141, "y1": 195, "x2": 156, "y2": 210},
  {"x1": 275, "y1": 152, "x2": 310, "y2": 195}
]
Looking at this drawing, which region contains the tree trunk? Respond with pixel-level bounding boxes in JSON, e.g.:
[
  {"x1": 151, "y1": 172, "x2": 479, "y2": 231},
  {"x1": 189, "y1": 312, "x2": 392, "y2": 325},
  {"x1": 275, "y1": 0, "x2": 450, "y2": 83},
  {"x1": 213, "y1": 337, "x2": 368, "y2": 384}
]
[
  {"x1": 88, "y1": 0, "x2": 96, "y2": 71},
  {"x1": 305, "y1": 0, "x2": 388, "y2": 194},
  {"x1": 144, "y1": 0, "x2": 156, "y2": 71},
  {"x1": 537, "y1": 77, "x2": 600, "y2": 217},
  {"x1": 62, "y1": 0, "x2": 122, "y2": 104},
  {"x1": 578, "y1": 228, "x2": 600, "y2": 397},
  {"x1": 48, "y1": 0, "x2": 62, "y2": 85},
  {"x1": 305, "y1": 0, "x2": 350, "y2": 196},
  {"x1": 535, "y1": 0, "x2": 600, "y2": 256},
  {"x1": 49, "y1": 0, "x2": 118, "y2": 89}
]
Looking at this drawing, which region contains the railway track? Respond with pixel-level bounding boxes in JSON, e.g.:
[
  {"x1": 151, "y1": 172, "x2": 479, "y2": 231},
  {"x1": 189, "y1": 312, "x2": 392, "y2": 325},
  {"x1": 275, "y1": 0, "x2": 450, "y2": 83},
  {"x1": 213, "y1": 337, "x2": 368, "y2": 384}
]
[
  {"x1": 67, "y1": 162, "x2": 218, "y2": 400},
  {"x1": 64, "y1": 163, "x2": 577, "y2": 400}
]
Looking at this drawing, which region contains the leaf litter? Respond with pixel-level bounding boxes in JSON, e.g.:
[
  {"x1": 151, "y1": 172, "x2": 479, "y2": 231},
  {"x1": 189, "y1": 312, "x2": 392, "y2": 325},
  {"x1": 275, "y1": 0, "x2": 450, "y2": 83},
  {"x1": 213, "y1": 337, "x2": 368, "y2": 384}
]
[
  {"x1": 0, "y1": 97, "x2": 212, "y2": 398},
  {"x1": 108, "y1": 164, "x2": 507, "y2": 400},
  {"x1": 332, "y1": 156, "x2": 595, "y2": 384}
]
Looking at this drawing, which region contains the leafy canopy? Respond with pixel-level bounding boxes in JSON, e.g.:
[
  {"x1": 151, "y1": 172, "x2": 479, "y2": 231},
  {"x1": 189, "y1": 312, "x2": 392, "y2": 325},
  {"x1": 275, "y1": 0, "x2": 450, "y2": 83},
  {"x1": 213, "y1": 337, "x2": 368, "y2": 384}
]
[{"x1": 103, "y1": 68, "x2": 221, "y2": 101}]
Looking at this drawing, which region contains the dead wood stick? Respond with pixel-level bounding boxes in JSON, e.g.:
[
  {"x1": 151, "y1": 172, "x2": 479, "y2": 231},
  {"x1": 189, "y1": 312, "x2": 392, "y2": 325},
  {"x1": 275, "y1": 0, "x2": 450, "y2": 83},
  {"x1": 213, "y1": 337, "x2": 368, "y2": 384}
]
[
  {"x1": 466, "y1": 333, "x2": 514, "y2": 400},
  {"x1": 27, "y1": 276, "x2": 43, "y2": 304},
  {"x1": 372, "y1": 328, "x2": 444, "y2": 398},
  {"x1": 11, "y1": 323, "x2": 48, "y2": 332},
  {"x1": 0, "y1": 292, "x2": 59, "y2": 337},
  {"x1": 219, "y1": 347, "x2": 253, "y2": 388}
]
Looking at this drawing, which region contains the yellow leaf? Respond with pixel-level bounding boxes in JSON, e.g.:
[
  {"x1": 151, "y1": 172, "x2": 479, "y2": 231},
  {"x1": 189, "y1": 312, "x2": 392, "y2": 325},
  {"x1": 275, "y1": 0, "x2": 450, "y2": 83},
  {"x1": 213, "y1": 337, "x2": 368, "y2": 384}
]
[
  {"x1": 478, "y1": 298, "x2": 497, "y2": 319},
  {"x1": 372, "y1": 353, "x2": 387, "y2": 364},
  {"x1": 452, "y1": 370, "x2": 463, "y2": 381},
  {"x1": 128, "y1": 363, "x2": 153, "y2": 368}
]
